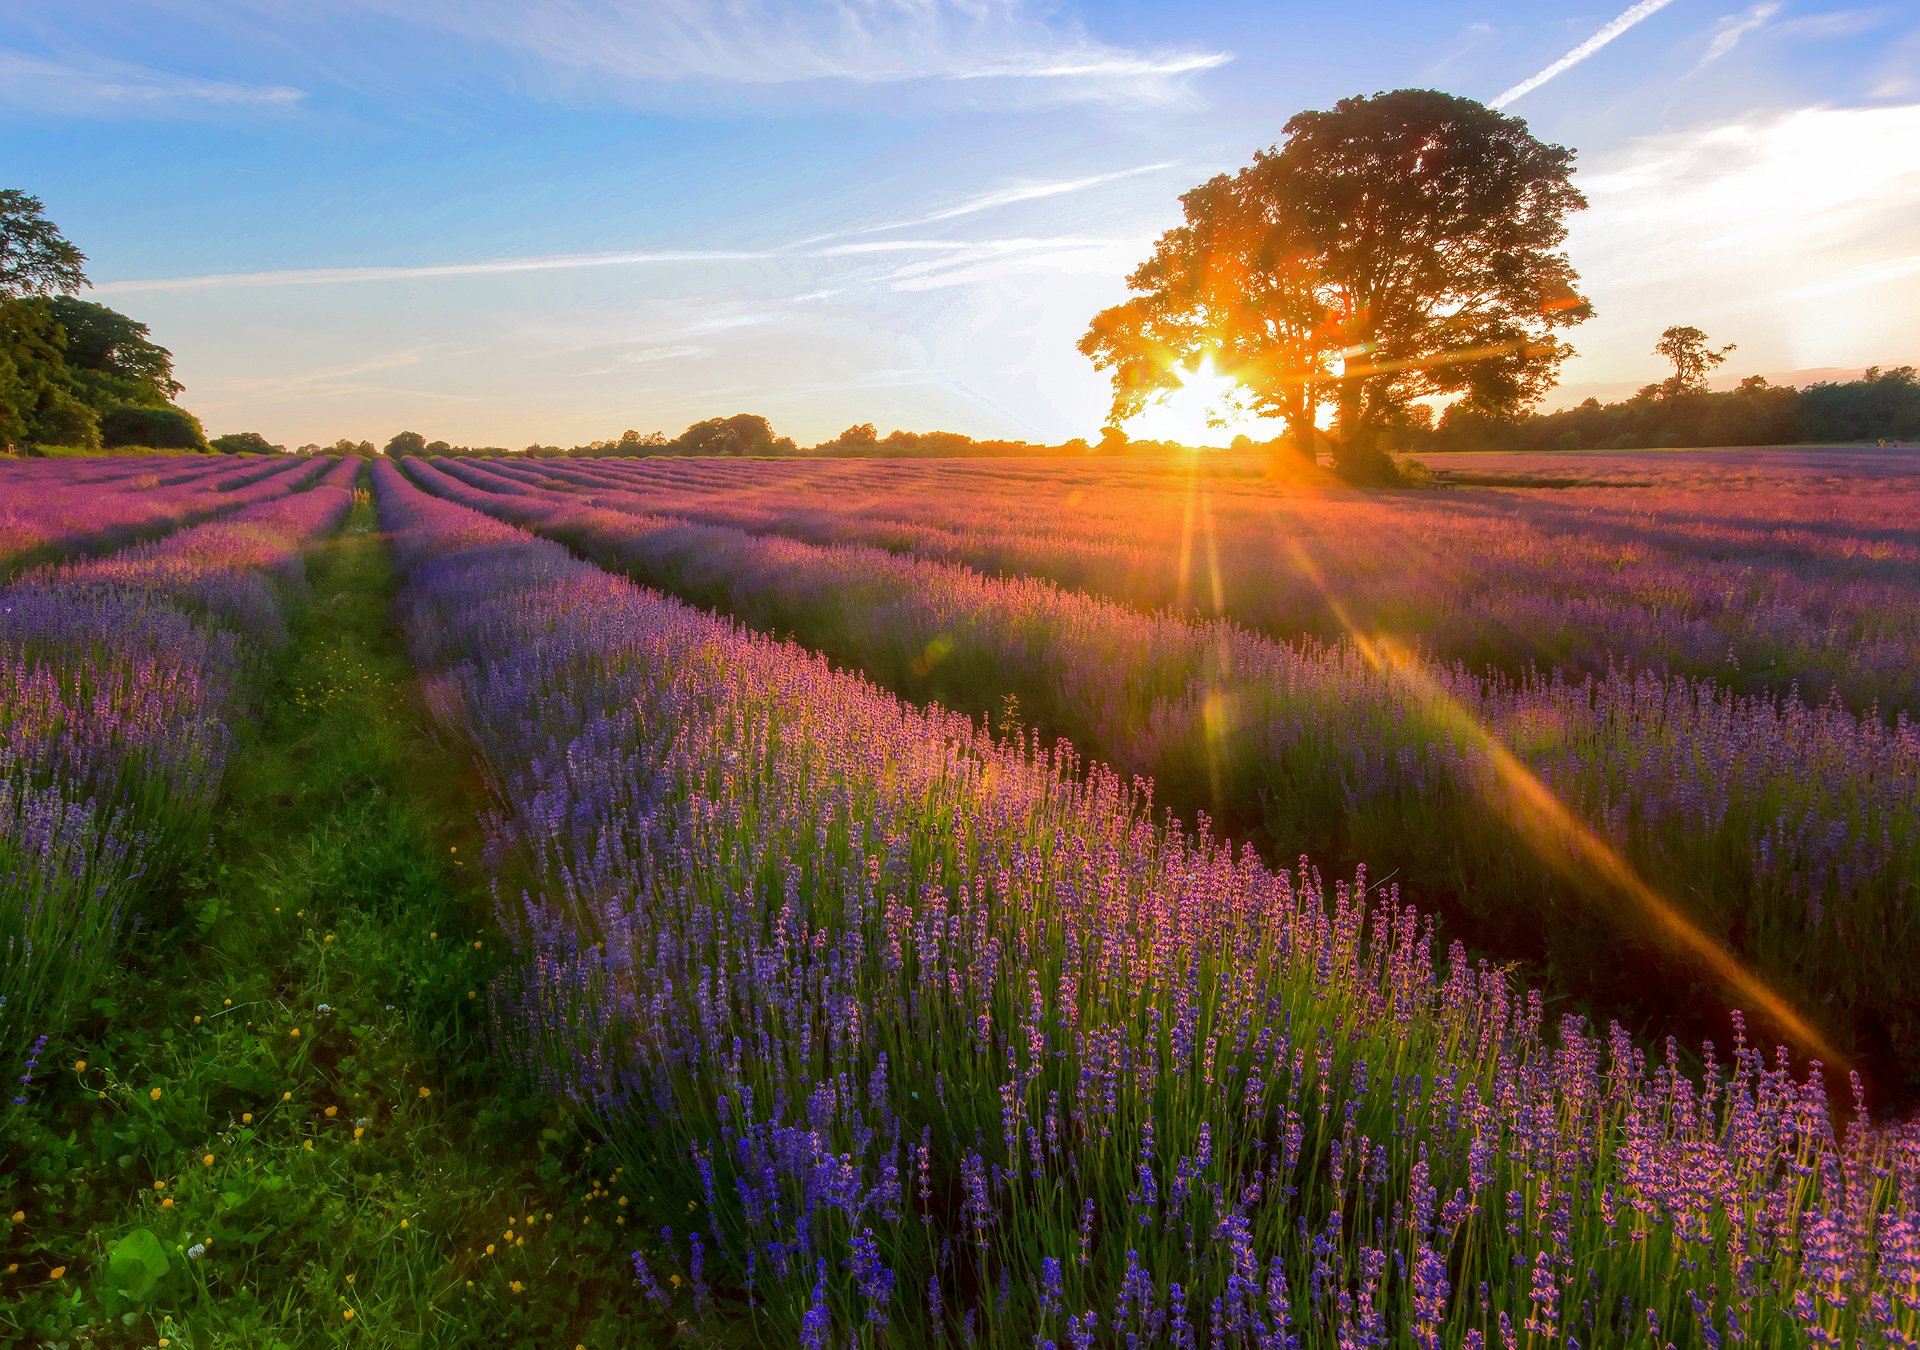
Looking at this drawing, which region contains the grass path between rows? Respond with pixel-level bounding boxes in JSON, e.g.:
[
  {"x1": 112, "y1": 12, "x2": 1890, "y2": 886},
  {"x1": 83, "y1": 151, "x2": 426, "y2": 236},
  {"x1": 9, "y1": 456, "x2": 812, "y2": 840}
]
[{"x1": 1, "y1": 492, "x2": 673, "y2": 1348}]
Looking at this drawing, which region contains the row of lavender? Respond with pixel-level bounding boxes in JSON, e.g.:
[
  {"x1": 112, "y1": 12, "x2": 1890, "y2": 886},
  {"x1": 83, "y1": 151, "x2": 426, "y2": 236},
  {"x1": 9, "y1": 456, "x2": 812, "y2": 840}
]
[
  {"x1": 0, "y1": 456, "x2": 357, "y2": 1071},
  {"x1": 376, "y1": 457, "x2": 1918, "y2": 1348},
  {"x1": 0, "y1": 453, "x2": 312, "y2": 580},
  {"x1": 405, "y1": 454, "x2": 1920, "y2": 1094},
  {"x1": 492, "y1": 451, "x2": 1920, "y2": 717}
]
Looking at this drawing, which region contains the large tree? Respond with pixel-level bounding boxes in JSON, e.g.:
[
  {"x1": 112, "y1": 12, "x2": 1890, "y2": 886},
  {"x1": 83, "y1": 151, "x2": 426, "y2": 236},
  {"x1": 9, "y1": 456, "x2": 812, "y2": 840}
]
[{"x1": 1082, "y1": 89, "x2": 1591, "y2": 480}]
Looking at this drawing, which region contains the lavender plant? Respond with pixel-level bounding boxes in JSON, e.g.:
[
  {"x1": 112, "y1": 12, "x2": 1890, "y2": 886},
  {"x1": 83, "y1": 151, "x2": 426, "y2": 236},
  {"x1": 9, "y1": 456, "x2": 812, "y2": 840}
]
[
  {"x1": 402, "y1": 455, "x2": 1920, "y2": 1090},
  {"x1": 0, "y1": 457, "x2": 357, "y2": 1069},
  {"x1": 376, "y1": 458, "x2": 1919, "y2": 1348}
]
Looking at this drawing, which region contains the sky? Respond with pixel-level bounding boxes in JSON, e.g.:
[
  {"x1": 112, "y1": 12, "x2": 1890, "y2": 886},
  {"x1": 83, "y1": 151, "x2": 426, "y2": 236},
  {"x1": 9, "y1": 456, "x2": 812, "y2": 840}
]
[{"x1": 3, "y1": 0, "x2": 1917, "y2": 448}]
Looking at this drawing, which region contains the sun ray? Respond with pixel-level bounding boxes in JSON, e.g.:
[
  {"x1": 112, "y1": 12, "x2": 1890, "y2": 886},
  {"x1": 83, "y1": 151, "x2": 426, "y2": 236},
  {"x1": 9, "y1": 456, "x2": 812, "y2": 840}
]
[{"x1": 1276, "y1": 534, "x2": 1847, "y2": 1070}]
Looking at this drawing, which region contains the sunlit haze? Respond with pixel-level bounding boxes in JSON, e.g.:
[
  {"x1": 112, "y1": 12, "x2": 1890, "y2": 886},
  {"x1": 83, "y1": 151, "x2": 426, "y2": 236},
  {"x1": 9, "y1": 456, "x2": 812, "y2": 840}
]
[{"x1": 5, "y1": 0, "x2": 1916, "y2": 446}]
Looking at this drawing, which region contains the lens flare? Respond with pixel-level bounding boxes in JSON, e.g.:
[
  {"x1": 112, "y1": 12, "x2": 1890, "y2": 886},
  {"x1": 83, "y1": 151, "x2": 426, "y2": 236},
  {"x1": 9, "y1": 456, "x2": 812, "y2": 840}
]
[{"x1": 1278, "y1": 534, "x2": 1846, "y2": 1070}]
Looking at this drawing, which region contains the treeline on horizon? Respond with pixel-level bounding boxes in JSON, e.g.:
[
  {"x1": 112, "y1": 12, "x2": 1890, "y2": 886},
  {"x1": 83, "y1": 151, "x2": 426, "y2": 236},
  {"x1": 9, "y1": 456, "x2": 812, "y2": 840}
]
[
  {"x1": 1420, "y1": 363, "x2": 1920, "y2": 454},
  {"x1": 285, "y1": 416, "x2": 1206, "y2": 461},
  {"x1": 300, "y1": 368, "x2": 1920, "y2": 464},
  {"x1": 10, "y1": 367, "x2": 1916, "y2": 464}
]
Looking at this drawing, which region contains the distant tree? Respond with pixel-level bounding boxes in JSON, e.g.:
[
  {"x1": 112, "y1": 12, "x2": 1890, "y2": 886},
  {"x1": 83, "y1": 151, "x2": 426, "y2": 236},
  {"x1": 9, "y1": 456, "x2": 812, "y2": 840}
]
[
  {"x1": 1083, "y1": 89, "x2": 1590, "y2": 484},
  {"x1": 1655, "y1": 326, "x2": 1736, "y2": 397},
  {"x1": 101, "y1": 403, "x2": 209, "y2": 451},
  {"x1": 0, "y1": 189, "x2": 88, "y2": 298},
  {"x1": 594, "y1": 428, "x2": 670, "y2": 456},
  {"x1": 1096, "y1": 425, "x2": 1129, "y2": 455},
  {"x1": 211, "y1": 430, "x2": 281, "y2": 454},
  {"x1": 331, "y1": 438, "x2": 379, "y2": 458},
  {"x1": 674, "y1": 414, "x2": 794, "y2": 457},
  {"x1": 838, "y1": 423, "x2": 879, "y2": 448},
  {"x1": 296, "y1": 443, "x2": 324, "y2": 455},
  {"x1": 384, "y1": 430, "x2": 427, "y2": 456}
]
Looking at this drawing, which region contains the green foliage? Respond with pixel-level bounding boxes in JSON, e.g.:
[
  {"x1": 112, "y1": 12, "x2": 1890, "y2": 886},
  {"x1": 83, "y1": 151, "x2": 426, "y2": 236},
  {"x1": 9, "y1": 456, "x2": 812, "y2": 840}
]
[
  {"x1": 33, "y1": 387, "x2": 103, "y2": 449},
  {"x1": 0, "y1": 297, "x2": 75, "y2": 447},
  {"x1": 382, "y1": 431, "x2": 426, "y2": 457},
  {"x1": 211, "y1": 431, "x2": 283, "y2": 455},
  {"x1": 101, "y1": 403, "x2": 209, "y2": 452},
  {"x1": 101, "y1": 1227, "x2": 171, "y2": 1314},
  {"x1": 47, "y1": 297, "x2": 183, "y2": 406},
  {"x1": 0, "y1": 188, "x2": 88, "y2": 299}
]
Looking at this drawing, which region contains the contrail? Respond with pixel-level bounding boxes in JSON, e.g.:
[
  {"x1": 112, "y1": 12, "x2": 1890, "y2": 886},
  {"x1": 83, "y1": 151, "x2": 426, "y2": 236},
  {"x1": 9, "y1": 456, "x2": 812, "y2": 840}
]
[{"x1": 1491, "y1": 0, "x2": 1677, "y2": 109}]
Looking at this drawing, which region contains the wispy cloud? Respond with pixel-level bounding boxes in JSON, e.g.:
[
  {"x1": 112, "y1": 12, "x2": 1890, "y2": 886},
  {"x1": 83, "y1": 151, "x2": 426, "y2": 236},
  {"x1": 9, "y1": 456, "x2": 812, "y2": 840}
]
[
  {"x1": 1698, "y1": 2, "x2": 1782, "y2": 68},
  {"x1": 825, "y1": 162, "x2": 1181, "y2": 240},
  {"x1": 949, "y1": 52, "x2": 1229, "y2": 81},
  {"x1": 334, "y1": 0, "x2": 1227, "y2": 106},
  {"x1": 91, "y1": 235, "x2": 1145, "y2": 294},
  {"x1": 188, "y1": 341, "x2": 487, "y2": 405},
  {"x1": 90, "y1": 248, "x2": 780, "y2": 295},
  {"x1": 1491, "y1": 0, "x2": 1678, "y2": 109},
  {"x1": 0, "y1": 48, "x2": 304, "y2": 114},
  {"x1": 873, "y1": 238, "x2": 1147, "y2": 293}
]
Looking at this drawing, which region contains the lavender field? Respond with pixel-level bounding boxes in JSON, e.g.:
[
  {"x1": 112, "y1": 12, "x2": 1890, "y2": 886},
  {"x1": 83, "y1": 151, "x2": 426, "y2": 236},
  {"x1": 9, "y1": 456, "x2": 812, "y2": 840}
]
[{"x1": 3, "y1": 447, "x2": 1918, "y2": 1347}]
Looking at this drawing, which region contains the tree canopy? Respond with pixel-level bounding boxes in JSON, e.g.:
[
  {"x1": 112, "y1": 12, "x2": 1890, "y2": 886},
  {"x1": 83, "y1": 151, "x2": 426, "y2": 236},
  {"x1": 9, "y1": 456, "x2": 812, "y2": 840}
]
[
  {"x1": 0, "y1": 190, "x2": 87, "y2": 300},
  {"x1": 1081, "y1": 89, "x2": 1591, "y2": 481}
]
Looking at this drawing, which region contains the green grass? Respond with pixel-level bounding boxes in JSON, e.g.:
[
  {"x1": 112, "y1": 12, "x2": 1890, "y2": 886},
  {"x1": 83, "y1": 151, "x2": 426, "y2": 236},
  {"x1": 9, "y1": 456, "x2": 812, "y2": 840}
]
[{"x1": 0, "y1": 495, "x2": 673, "y2": 1348}]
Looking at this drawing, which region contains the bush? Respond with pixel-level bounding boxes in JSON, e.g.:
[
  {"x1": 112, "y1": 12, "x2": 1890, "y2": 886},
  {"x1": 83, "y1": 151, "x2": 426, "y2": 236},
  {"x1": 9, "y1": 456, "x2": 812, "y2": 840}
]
[
  {"x1": 32, "y1": 387, "x2": 101, "y2": 450},
  {"x1": 100, "y1": 403, "x2": 208, "y2": 451}
]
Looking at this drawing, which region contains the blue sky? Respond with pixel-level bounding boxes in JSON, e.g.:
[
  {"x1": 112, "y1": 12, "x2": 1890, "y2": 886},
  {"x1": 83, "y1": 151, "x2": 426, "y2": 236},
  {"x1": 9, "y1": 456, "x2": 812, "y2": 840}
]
[{"x1": 4, "y1": 0, "x2": 1917, "y2": 447}]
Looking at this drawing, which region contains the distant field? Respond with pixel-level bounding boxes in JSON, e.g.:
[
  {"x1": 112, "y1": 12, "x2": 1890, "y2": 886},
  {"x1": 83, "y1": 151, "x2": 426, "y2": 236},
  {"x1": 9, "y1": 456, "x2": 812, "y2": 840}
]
[{"x1": 4, "y1": 449, "x2": 1916, "y2": 1348}]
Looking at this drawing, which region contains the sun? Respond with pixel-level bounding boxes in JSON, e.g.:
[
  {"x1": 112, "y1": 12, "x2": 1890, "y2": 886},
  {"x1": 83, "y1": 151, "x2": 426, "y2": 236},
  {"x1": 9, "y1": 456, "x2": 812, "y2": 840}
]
[{"x1": 1120, "y1": 354, "x2": 1279, "y2": 448}]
